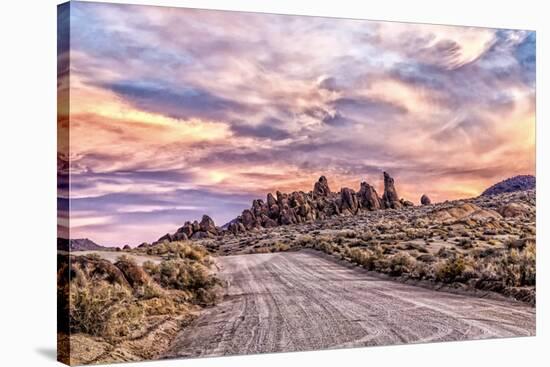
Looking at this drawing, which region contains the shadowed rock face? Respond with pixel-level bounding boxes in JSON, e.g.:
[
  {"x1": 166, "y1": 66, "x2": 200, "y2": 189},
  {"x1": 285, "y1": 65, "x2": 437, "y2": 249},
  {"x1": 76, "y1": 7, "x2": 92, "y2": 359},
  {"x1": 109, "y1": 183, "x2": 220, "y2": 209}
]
[{"x1": 382, "y1": 171, "x2": 401, "y2": 209}]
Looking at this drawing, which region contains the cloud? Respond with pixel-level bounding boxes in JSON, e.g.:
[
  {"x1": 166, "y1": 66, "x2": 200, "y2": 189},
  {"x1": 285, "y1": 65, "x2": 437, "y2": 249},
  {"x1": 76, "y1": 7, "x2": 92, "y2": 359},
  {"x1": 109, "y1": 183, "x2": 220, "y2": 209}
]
[
  {"x1": 64, "y1": 2, "x2": 536, "y2": 245},
  {"x1": 229, "y1": 118, "x2": 292, "y2": 140},
  {"x1": 100, "y1": 80, "x2": 252, "y2": 121}
]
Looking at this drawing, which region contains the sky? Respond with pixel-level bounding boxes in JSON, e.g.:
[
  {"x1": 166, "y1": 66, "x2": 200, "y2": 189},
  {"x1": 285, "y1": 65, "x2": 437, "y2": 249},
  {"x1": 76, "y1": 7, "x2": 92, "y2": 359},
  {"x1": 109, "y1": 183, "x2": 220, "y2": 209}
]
[{"x1": 58, "y1": 2, "x2": 536, "y2": 246}]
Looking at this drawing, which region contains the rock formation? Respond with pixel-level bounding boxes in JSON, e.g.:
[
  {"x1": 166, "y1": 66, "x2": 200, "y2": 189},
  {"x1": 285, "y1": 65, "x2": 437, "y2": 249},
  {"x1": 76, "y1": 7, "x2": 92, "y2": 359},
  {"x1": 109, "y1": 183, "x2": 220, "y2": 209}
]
[
  {"x1": 339, "y1": 188, "x2": 359, "y2": 215},
  {"x1": 313, "y1": 175, "x2": 331, "y2": 197},
  {"x1": 357, "y1": 182, "x2": 382, "y2": 210},
  {"x1": 158, "y1": 172, "x2": 412, "y2": 240},
  {"x1": 382, "y1": 171, "x2": 401, "y2": 209},
  {"x1": 420, "y1": 194, "x2": 431, "y2": 205},
  {"x1": 155, "y1": 215, "x2": 219, "y2": 244}
]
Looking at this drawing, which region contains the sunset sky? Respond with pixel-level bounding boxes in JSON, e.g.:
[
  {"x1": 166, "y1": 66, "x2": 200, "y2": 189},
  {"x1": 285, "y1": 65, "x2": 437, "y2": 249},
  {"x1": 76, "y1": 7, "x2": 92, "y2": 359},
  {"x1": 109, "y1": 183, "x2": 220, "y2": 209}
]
[{"x1": 59, "y1": 2, "x2": 535, "y2": 246}]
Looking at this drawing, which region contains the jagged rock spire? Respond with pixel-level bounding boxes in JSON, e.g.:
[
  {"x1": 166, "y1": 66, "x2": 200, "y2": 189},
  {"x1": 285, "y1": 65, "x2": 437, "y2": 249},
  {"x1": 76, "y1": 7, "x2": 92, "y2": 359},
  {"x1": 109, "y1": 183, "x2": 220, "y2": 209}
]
[{"x1": 382, "y1": 171, "x2": 401, "y2": 209}]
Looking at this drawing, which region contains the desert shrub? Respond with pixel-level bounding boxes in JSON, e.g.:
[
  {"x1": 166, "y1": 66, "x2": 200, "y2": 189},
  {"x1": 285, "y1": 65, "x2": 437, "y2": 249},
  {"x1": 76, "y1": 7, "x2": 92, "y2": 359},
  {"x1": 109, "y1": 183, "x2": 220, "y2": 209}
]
[
  {"x1": 250, "y1": 246, "x2": 271, "y2": 254},
  {"x1": 497, "y1": 242, "x2": 536, "y2": 287},
  {"x1": 434, "y1": 256, "x2": 469, "y2": 282},
  {"x1": 134, "y1": 281, "x2": 165, "y2": 300},
  {"x1": 146, "y1": 259, "x2": 220, "y2": 305},
  {"x1": 272, "y1": 242, "x2": 291, "y2": 252},
  {"x1": 296, "y1": 235, "x2": 315, "y2": 247},
  {"x1": 146, "y1": 241, "x2": 210, "y2": 263},
  {"x1": 69, "y1": 281, "x2": 144, "y2": 339},
  {"x1": 410, "y1": 261, "x2": 432, "y2": 279},
  {"x1": 384, "y1": 252, "x2": 416, "y2": 276},
  {"x1": 348, "y1": 248, "x2": 369, "y2": 266},
  {"x1": 316, "y1": 241, "x2": 331, "y2": 253},
  {"x1": 346, "y1": 246, "x2": 383, "y2": 271}
]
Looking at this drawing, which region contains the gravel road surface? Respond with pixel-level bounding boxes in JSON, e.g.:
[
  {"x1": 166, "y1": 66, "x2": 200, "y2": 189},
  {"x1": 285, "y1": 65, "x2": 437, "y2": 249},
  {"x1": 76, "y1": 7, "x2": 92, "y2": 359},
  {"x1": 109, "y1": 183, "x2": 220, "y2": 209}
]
[{"x1": 163, "y1": 251, "x2": 535, "y2": 359}]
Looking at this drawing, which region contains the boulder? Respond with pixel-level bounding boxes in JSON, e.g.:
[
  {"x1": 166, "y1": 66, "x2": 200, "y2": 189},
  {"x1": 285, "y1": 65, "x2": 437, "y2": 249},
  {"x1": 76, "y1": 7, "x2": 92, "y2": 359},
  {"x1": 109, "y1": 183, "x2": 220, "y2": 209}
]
[
  {"x1": 430, "y1": 203, "x2": 502, "y2": 222},
  {"x1": 199, "y1": 214, "x2": 218, "y2": 234},
  {"x1": 177, "y1": 221, "x2": 194, "y2": 238},
  {"x1": 420, "y1": 194, "x2": 431, "y2": 205},
  {"x1": 499, "y1": 202, "x2": 534, "y2": 218}
]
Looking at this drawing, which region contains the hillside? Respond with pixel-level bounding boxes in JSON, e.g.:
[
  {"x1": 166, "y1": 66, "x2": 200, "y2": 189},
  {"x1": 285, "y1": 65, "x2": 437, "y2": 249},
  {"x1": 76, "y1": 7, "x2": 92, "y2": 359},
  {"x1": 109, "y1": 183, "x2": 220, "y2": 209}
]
[{"x1": 481, "y1": 175, "x2": 535, "y2": 196}]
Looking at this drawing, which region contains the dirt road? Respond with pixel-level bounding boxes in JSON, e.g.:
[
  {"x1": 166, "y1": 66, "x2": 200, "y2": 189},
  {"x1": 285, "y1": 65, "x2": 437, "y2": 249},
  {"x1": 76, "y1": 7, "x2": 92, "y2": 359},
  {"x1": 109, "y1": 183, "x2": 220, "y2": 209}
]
[{"x1": 163, "y1": 251, "x2": 535, "y2": 359}]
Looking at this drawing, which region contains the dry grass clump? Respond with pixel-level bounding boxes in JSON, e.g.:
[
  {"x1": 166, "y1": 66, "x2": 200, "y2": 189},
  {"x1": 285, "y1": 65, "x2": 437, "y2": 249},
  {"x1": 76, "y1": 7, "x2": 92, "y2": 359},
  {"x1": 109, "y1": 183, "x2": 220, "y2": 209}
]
[
  {"x1": 248, "y1": 242, "x2": 292, "y2": 254},
  {"x1": 69, "y1": 281, "x2": 144, "y2": 339},
  {"x1": 143, "y1": 259, "x2": 220, "y2": 305},
  {"x1": 434, "y1": 256, "x2": 472, "y2": 282},
  {"x1": 145, "y1": 241, "x2": 211, "y2": 263}
]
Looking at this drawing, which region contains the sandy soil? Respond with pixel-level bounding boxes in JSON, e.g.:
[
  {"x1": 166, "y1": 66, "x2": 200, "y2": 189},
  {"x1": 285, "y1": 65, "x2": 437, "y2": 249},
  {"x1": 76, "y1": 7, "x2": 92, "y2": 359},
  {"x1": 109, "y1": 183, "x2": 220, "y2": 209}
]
[{"x1": 163, "y1": 251, "x2": 535, "y2": 359}]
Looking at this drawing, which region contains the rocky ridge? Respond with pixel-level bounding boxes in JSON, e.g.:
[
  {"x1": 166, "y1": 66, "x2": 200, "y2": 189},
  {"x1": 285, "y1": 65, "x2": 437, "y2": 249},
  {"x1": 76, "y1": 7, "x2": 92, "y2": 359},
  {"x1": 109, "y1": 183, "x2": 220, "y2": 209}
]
[{"x1": 155, "y1": 172, "x2": 414, "y2": 243}]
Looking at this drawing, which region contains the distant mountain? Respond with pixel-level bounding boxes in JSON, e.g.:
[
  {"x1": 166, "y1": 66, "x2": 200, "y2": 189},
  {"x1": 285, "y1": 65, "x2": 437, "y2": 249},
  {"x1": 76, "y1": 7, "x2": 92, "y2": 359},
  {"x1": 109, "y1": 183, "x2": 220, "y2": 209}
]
[
  {"x1": 57, "y1": 237, "x2": 107, "y2": 251},
  {"x1": 481, "y1": 175, "x2": 536, "y2": 196}
]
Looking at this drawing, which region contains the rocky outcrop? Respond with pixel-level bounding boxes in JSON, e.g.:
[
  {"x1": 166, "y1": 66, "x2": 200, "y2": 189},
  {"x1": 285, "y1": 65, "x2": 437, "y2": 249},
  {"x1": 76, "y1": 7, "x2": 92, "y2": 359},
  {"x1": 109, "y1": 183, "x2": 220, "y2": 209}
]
[
  {"x1": 382, "y1": 172, "x2": 401, "y2": 209},
  {"x1": 420, "y1": 194, "x2": 431, "y2": 205},
  {"x1": 159, "y1": 172, "x2": 412, "y2": 240},
  {"x1": 200, "y1": 215, "x2": 218, "y2": 234},
  {"x1": 155, "y1": 215, "x2": 219, "y2": 244}
]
